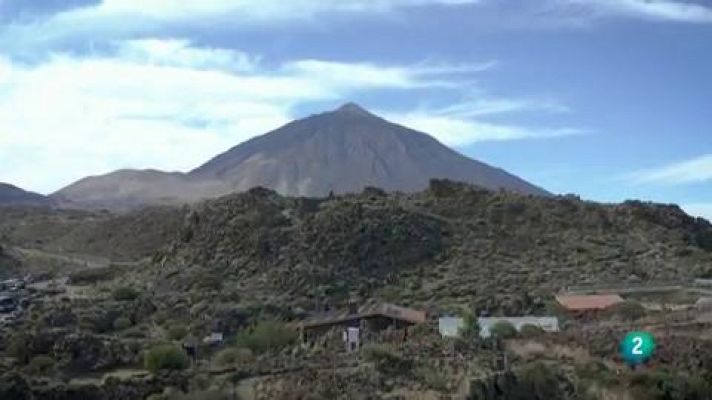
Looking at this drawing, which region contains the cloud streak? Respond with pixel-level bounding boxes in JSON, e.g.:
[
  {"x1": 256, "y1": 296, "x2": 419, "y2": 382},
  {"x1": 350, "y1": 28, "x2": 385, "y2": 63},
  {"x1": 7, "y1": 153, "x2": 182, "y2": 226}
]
[
  {"x1": 565, "y1": 0, "x2": 712, "y2": 23},
  {"x1": 385, "y1": 112, "x2": 582, "y2": 147},
  {"x1": 631, "y1": 154, "x2": 712, "y2": 184}
]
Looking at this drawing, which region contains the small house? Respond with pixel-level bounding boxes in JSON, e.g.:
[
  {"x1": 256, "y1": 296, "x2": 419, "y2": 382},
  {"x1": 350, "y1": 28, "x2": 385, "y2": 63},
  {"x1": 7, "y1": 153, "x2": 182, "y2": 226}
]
[
  {"x1": 299, "y1": 302, "x2": 426, "y2": 343},
  {"x1": 555, "y1": 294, "x2": 623, "y2": 315},
  {"x1": 477, "y1": 316, "x2": 559, "y2": 339},
  {"x1": 203, "y1": 332, "x2": 224, "y2": 346},
  {"x1": 696, "y1": 297, "x2": 712, "y2": 312}
]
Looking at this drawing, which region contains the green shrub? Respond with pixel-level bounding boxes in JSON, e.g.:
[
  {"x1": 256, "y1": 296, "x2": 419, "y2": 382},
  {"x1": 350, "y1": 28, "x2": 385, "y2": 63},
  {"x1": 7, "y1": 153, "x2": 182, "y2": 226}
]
[
  {"x1": 362, "y1": 344, "x2": 412, "y2": 375},
  {"x1": 234, "y1": 320, "x2": 297, "y2": 353},
  {"x1": 167, "y1": 325, "x2": 189, "y2": 341},
  {"x1": 519, "y1": 363, "x2": 563, "y2": 400},
  {"x1": 25, "y1": 355, "x2": 56, "y2": 376},
  {"x1": 414, "y1": 366, "x2": 448, "y2": 391},
  {"x1": 519, "y1": 324, "x2": 544, "y2": 337},
  {"x1": 214, "y1": 348, "x2": 253, "y2": 368},
  {"x1": 628, "y1": 369, "x2": 712, "y2": 400},
  {"x1": 606, "y1": 301, "x2": 645, "y2": 321},
  {"x1": 6, "y1": 333, "x2": 32, "y2": 365},
  {"x1": 113, "y1": 286, "x2": 139, "y2": 301},
  {"x1": 490, "y1": 321, "x2": 517, "y2": 339},
  {"x1": 459, "y1": 312, "x2": 479, "y2": 339},
  {"x1": 144, "y1": 345, "x2": 191, "y2": 374},
  {"x1": 113, "y1": 316, "x2": 132, "y2": 331}
]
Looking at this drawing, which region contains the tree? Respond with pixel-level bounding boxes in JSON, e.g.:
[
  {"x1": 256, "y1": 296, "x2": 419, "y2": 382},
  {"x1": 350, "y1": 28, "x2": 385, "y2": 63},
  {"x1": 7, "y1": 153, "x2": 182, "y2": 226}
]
[
  {"x1": 490, "y1": 321, "x2": 517, "y2": 339},
  {"x1": 144, "y1": 345, "x2": 190, "y2": 374},
  {"x1": 459, "y1": 312, "x2": 480, "y2": 339},
  {"x1": 234, "y1": 320, "x2": 297, "y2": 354}
]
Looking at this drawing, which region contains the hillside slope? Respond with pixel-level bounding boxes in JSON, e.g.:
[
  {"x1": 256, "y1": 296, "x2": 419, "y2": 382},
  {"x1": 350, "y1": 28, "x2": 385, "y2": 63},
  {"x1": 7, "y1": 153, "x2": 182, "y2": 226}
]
[{"x1": 138, "y1": 180, "x2": 712, "y2": 316}]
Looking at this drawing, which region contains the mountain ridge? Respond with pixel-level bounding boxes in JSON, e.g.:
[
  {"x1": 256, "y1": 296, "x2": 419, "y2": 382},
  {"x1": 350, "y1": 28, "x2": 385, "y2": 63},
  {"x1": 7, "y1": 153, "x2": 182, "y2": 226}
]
[
  {"x1": 0, "y1": 182, "x2": 54, "y2": 208},
  {"x1": 51, "y1": 103, "x2": 550, "y2": 211}
]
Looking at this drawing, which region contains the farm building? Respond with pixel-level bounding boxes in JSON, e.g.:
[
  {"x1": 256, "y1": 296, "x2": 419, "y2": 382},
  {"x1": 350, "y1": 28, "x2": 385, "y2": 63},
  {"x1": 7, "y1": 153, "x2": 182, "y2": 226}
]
[
  {"x1": 555, "y1": 294, "x2": 623, "y2": 314},
  {"x1": 477, "y1": 317, "x2": 559, "y2": 339},
  {"x1": 298, "y1": 302, "x2": 426, "y2": 343}
]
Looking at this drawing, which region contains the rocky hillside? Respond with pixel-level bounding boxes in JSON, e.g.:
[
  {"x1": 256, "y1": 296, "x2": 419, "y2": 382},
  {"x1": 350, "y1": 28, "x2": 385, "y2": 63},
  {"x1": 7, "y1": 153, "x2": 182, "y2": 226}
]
[
  {"x1": 0, "y1": 244, "x2": 20, "y2": 278},
  {"x1": 51, "y1": 103, "x2": 548, "y2": 211},
  {"x1": 0, "y1": 206, "x2": 184, "y2": 262},
  {"x1": 141, "y1": 180, "x2": 712, "y2": 315}
]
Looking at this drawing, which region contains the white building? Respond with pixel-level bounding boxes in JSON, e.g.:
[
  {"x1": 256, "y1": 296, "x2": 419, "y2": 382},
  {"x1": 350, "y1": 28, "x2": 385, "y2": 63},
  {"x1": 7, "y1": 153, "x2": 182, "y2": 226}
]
[
  {"x1": 438, "y1": 316, "x2": 465, "y2": 338},
  {"x1": 477, "y1": 316, "x2": 559, "y2": 339}
]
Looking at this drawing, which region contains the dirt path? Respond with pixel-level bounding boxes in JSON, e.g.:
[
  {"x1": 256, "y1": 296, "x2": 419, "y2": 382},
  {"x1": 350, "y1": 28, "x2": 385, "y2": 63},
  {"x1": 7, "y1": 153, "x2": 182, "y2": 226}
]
[{"x1": 12, "y1": 246, "x2": 147, "y2": 270}]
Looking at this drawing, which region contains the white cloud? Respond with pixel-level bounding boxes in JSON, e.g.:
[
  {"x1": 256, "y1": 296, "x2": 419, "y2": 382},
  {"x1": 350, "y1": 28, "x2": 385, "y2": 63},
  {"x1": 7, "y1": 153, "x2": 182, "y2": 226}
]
[
  {"x1": 432, "y1": 98, "x2": 570, "y2": 117},
  {"x1": 681, "y1": 203, "x2": 712, "y2": 221},
  {"x1": 562, "y1": 0, "x2": 712, "y2": 23},
  {"x1": 631, "y1": 154, "x2": 712, "y2": 184},
  {"x1": 118, "y1": 39, "x2": 260, "y2": 72},
  {"x1": 385, "y1": 112, "x2": 582, "y2": 147},
  {"x1": 78, "y1": 0, "x2": 481, "y2": 20},
  {"x1": 282, "y1": 59, "x2": 495, "y2": 90},
  {"x1": 3, "y1": 39, "x2": 543, "y2": 194}
]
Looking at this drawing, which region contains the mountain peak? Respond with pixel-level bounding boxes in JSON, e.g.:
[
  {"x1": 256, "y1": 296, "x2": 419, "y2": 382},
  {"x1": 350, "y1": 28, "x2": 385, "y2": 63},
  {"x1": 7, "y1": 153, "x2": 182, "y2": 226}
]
[{"x1": 333, "y1": 102, "x2": 372, "y2": 116}]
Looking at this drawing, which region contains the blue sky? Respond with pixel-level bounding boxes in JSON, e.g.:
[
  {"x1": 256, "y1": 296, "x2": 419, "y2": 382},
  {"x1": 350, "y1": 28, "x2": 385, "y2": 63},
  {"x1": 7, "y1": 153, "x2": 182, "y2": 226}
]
[{"x1": 0, "y1": 0, "x2": 710, "y2": 219}]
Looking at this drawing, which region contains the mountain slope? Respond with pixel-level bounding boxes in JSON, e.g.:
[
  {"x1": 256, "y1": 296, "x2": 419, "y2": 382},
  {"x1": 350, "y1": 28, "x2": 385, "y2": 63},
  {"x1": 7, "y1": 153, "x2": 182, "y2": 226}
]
[
  {"x1": 52, "y1": 103, "x2": 549, "y2": 210},
  {"x1": 191, "y1": 103, "x2": 549, "y2": 197},
  {"x1": 52, "y1": 169, "x2": 226, "y2": 211},
  {"x1": 0, "y1": 183, "x2": 53, "y2": 207}
]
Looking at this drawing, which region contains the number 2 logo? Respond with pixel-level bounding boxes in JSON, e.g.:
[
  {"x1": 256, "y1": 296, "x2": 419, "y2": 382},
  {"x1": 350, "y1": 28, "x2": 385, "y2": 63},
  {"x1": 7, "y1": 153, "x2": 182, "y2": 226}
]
[{"x1": 632, "y1": 336, "x2": 643, "y2": 355}]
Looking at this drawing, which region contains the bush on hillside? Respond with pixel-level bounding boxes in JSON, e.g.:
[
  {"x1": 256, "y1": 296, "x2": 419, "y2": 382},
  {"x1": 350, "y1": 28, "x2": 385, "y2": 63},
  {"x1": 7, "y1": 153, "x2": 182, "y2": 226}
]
[
  {"x1": 213, "y1": 347, "x2": 253, "y2": 368},
  {"x1": 606, "y1": 301, "x2": 645, "y2": 321},
  {"x1": 519, "y1": 324, "x2": 545, "y2": 337},
  {"x1": 25, "y1": 355, "x2": 56, "y2": 376},
  {"x1": 363, "y1": 344, "x2": 413, "y2": 375},
  {"x1": 459, "y1": 312, "x2": 480, "y2": 339},
  {"x1": 112, "y1": 286, "x2": 139, "y2": 302},
  {"x1": 233, "y1": 320, "x2": 297, "y2": 354},
  {"x1": 113, "y1": 316, "x2": 132, "y2": 331},
  {"x1": 144, "y1": 345, "x2": 190, "y2": 374},
  {"x1": 490, "y1": 321, "x2": 518, "y2": 339},
  {"x1": 166, "y1": 325, "x2": 189, "y2": 341}
]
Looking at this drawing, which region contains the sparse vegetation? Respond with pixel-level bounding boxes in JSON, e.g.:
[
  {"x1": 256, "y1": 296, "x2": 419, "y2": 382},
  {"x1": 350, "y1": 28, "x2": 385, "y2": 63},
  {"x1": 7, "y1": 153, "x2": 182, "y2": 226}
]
[
  {"x1": 362, "y1": 344, "x2": 412, "y2": 375},
  {"x1": 113, "y1": 286, "x2": 139, "y2": 302},
  {"x1": 606, "y1": 300, "x2": 646, "y2": 321},
  {"x1": 233, "y1": 320, "x2": 297, "y2": 354},
  {"x1": 113, "y1": 316, "x2": 132, "y2": 331},
  {"x1": 144, "y1": 345, "x2": 191, "y2": 374}
]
